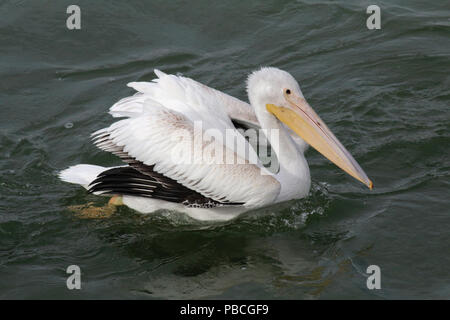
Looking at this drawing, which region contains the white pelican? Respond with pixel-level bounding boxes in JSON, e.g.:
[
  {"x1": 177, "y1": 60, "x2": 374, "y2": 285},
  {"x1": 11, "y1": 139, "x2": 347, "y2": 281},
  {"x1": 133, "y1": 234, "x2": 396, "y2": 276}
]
[{"x1": 60, "y1": 67, "x2": 372, "y2": 221}]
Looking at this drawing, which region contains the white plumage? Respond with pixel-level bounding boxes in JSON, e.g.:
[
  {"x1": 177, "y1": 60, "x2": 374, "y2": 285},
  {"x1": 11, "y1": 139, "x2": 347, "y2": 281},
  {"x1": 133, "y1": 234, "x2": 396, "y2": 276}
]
[
  {"x1": 60, "y1": 67, "x2": 372, "y2": 221},
  {"x1": 91, "y1": 105, "x2": 279, "y2": 207}
]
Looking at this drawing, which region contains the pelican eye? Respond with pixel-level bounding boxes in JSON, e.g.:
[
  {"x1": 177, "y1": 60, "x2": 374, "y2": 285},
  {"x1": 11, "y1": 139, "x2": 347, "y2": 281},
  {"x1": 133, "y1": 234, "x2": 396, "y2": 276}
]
[{"x1": 285, "y1": 89, "x2": 291, "y2": 95}]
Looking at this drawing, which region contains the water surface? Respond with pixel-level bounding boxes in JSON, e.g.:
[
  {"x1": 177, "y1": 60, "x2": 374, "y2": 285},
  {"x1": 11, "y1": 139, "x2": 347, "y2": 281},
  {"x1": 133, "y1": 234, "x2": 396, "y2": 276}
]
[{"x1": 1, "y1": 0, "x2": 449, "y2": 299}]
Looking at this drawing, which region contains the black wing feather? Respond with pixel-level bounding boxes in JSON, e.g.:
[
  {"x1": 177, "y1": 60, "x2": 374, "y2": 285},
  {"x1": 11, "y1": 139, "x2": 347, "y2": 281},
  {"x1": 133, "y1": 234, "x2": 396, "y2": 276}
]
[
  {"x1": 88, "y1": 166, "x2": 243, "y2": 208},
  {"x1": 90, "y1": 131, "x2": 244, "y2": 208}
]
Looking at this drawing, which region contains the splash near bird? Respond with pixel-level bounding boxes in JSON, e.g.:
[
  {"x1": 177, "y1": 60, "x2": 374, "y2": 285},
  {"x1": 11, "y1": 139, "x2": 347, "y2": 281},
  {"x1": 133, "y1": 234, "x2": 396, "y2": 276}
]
[{"x1": 60, "y1": 67, "x2": 372, "y2": 221}]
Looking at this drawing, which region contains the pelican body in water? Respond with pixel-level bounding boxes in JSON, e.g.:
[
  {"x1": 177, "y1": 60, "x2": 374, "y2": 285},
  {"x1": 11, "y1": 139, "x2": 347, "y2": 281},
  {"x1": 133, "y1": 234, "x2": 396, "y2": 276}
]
[{"x1": 60, "y1": 67, "x2": 372, "y2": 221}]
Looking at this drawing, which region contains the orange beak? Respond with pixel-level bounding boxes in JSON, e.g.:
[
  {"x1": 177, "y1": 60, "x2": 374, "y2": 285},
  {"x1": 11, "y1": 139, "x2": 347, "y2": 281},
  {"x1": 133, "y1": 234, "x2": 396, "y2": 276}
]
[{"x1": 267, "y1": 92, "x2": 373, "y2": 189}]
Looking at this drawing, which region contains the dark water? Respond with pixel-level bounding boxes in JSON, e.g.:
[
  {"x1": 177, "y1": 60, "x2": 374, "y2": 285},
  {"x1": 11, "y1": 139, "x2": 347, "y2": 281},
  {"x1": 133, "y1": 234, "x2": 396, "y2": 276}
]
[{"x1": 1, "y1": 0, "x2": 449, "y2": 299}]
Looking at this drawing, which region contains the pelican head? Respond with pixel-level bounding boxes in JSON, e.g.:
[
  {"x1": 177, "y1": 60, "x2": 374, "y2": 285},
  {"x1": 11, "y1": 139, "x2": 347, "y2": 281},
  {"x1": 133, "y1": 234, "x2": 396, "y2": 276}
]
[{"x1": 247, "y1": 67, "x2": 373, "y2": 189}]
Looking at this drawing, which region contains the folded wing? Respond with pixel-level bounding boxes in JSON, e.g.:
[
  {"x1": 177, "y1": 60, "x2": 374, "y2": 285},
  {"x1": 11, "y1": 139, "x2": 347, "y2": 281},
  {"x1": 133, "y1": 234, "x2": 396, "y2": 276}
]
[{"x1": 92, "y1": 104, "x2": 280, "y2": 208}]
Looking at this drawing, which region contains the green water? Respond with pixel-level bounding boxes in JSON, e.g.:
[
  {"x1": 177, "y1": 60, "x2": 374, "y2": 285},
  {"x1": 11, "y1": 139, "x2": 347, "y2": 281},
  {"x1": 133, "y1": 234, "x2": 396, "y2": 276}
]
[{"x1": 1, "y1": 0, "x2": 449, "y2": 299}]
